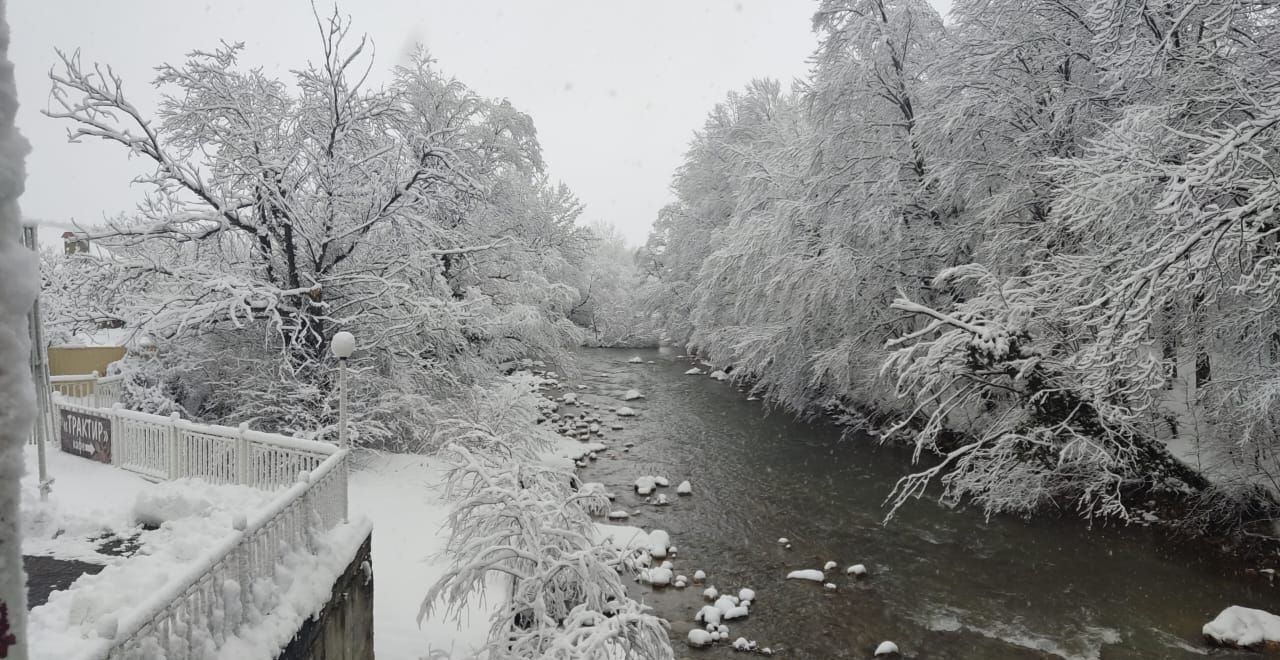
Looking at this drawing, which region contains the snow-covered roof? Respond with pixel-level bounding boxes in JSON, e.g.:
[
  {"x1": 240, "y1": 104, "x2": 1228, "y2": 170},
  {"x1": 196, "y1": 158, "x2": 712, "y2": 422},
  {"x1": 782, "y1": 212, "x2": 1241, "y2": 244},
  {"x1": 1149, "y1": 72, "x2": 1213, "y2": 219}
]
[
  {"x1": 25, "y1": 218, "x2": 114, "y2": 259},
  {"x1": 52, "y1": 327, "x2": 134, "y2": 348}
]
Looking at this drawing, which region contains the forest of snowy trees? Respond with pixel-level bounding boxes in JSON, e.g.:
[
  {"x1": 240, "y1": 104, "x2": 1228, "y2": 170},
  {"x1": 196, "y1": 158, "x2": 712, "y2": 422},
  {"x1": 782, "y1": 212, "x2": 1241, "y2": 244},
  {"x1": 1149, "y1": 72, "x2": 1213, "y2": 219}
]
[{"x1": 643, "y1": 0, "x2": 1280, "y2": 525}]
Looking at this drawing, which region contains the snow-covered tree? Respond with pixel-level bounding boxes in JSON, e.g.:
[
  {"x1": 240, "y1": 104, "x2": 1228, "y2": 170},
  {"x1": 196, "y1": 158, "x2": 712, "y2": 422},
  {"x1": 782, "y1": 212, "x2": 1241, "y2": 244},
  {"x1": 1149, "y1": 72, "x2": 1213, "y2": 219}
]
[
  {"x1": 43, "y1": 8, "x2": 588, "y2": 444},
  {"x1": 570, "y1": 222, "x2": 656, "y2": 348},
  {"x1": 0, "y1": 1, "x2": 35, "y2": 656},
  {"x1": 645, "y1": 0, "x2": 1280, "y2": 526}
]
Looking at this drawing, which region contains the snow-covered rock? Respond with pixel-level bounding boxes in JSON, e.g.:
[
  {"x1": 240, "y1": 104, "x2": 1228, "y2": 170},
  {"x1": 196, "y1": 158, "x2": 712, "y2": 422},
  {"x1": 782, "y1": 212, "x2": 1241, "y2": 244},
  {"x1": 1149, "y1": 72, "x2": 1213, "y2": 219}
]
[
  {"x1": 709, "y1": 370, "x2": 729, "y2": 381},
  {"x1": 824, "y1": 560, "x2": 838, "y2": 571},
  {"x1": 654, "y1": 476, "x2": 670, "y2": 487},
  {"x1": 786, "y1": 569, "x2": 825, "y2": 582},
  {"x1": 642, "y1": 567, "x2": 673, "y2": 587},
  {"x1": 677, "y1": 480, "x2": 693, "y2": 495},
  {"x1": 654, "y1": 494, "x2": 670, "y2": 506},
  {"x1": 687, "y1": 629, "x2": 715, "y2": 648},
  {"x1": 847, "y1": 563, "x2": 868, "y2": 577},
  {"x1": 622, "y1": 389, "x2": 644, "y2": 401},
  {"x1": 703, "y1": 585, "x2": 719, "y2": 600},
  {"x1": 674, "y1": 579, "x2": 688, "y2": 588},
  {"x1": 1204, "y1": 606, "x2": 1280, "y2": 648},
  {"x1": 777, "y1": 537, "x2": 789, "y2": 544},
  {"x1": 607, "y1": 510, "x2": 630, "y2": 520},
  {"x1": 635, "y1": 476, "x2": 656, "y2": 495},
  {"x1": 714, "y1": 595, "x2": 740, "y2": 613},
  {"x1": 874, "y1": 641, "x2": 900, "y2": 656},
  {"x1": 648, "y1": 530, "x2": 671, "y2": 559},
  {"x1": 562, "y1": 393, "x2": 578, "y2": 404},
  {"x1": 684, "y1": 367, "x2": 705, "y2": 375},
  {"x1": 738, "y1": 588, "x2": 755, "y2": 602},
  {"x1": 693, "y1": 569, "x2": 707, "y2": 582},
  {"x1": 628, "y1": 356, "x2": 644, "y2": 364},
  {"x1": 824, "y1": 582, "x2": 837, "y2": 590},
  {"x1": 733, "y1": 637, "x2": 752, "y2": 651},
  {"x1": 725, "y1": 605, "x2": 749, "y2": 620},
  {"x1": 617, "y1": 407, "x2": 638, "y2": 417},
  {"x1": 696, "y1": 605, "x2": 723, "y2": 627}
]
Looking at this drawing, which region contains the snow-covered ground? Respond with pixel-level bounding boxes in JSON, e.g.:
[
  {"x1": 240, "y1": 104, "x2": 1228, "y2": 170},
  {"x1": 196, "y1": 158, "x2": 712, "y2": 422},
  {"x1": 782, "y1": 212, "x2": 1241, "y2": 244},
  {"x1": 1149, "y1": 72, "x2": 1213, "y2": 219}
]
[
  {"x1": 348, "y1": 452, "x2": 491, "y2": 659},
  {"x1": 20, "y1": 444, "x2": 156, "y2": 563},
  {"x1": 20, "y1": 445, "x2": 370, "y2": 660}
]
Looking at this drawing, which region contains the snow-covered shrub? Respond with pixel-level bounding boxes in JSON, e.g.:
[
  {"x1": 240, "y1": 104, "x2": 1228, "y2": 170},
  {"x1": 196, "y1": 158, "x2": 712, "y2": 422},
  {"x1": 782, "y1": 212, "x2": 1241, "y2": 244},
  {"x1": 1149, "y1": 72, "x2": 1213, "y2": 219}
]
[{"x1": 421, "y1": 380, "x2": 672, "y2": 659}]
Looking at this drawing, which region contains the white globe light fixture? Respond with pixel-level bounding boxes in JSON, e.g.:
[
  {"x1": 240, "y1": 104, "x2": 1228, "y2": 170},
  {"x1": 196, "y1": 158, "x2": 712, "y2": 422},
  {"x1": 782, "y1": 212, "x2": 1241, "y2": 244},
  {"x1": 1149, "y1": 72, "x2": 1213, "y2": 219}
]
[{"x1": 331, "y1": 331, "x2": 355, "y2": 359}]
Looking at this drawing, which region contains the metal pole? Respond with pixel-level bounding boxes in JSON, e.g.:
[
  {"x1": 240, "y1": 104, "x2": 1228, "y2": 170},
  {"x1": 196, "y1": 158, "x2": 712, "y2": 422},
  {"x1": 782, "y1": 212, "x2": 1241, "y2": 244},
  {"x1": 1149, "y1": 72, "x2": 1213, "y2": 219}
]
[
  {"x1": 338, "y1": 356, "x2": 349, "y2": 523},
  {"x1": 22, "y1": 225, "x2": 52, "y2": 501},
  {"x1": 338, "y1": 357, "x2": 348, "y2": 449}
]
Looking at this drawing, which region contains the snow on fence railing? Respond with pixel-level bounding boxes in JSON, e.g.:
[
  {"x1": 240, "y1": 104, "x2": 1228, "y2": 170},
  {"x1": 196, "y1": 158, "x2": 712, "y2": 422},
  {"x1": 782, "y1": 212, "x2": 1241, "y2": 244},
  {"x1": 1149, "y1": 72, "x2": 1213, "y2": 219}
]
[
  {"x1": 78, "y1": 450, "x2": 350, "y2": 660},
  {"x1": 45, "y1": 393, "x2": 350, "y2": 659},
  {"x1": 50, "y1": 371, "x2": 124, "y2": 409},
  {"x1": 51, "y1": 394, "x2": 335, "y2": 487}
]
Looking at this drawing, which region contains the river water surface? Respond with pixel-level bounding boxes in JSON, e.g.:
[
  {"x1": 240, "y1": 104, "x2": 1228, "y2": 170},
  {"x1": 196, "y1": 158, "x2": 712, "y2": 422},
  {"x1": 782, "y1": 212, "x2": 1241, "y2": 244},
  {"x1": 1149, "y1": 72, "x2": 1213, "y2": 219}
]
[{"x1": 562, "y1": 347, "x2": 1279, "y2": 659}]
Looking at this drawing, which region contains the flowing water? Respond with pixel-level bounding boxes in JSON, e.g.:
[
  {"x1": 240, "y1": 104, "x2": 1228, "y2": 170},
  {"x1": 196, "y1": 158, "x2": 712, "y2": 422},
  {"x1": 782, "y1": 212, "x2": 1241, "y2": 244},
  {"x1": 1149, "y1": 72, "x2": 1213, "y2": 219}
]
[{"x1": 562, "y1": 346, "x2": 1279, "y2": 659}]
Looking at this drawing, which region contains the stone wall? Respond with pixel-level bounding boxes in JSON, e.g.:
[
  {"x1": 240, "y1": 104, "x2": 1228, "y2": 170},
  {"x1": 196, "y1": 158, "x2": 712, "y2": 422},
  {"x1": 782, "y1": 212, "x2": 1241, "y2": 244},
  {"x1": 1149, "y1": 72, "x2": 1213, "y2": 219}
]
[{"x1": 278, "y1": 532, "x2": 374, "y2": 660}]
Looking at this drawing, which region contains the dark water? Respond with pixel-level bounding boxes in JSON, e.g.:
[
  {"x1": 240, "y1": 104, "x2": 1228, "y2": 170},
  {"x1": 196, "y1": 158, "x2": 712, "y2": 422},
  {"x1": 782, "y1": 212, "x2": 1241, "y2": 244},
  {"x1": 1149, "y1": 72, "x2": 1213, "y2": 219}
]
[{"x1": 562, "y1": 347, "x2": 1278, "y2": 659}]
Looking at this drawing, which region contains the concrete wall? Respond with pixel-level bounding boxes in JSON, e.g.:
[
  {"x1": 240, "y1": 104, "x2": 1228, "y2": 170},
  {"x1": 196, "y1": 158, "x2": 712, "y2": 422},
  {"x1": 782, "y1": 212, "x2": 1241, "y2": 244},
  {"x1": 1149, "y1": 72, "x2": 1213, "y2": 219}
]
[
  {"x1": 48, "y1": 345, "x2": 125, "y2": 376},
  {"x1": 278, "y1": 533, "x2": 375, "y2": 660}
]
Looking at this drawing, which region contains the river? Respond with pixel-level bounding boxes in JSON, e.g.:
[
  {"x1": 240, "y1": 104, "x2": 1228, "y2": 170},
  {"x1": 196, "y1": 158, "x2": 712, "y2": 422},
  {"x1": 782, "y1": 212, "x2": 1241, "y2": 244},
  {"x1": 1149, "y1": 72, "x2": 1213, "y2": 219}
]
[{"x1": 561, "y1": 346, "x2": 1277, "y2": 659}]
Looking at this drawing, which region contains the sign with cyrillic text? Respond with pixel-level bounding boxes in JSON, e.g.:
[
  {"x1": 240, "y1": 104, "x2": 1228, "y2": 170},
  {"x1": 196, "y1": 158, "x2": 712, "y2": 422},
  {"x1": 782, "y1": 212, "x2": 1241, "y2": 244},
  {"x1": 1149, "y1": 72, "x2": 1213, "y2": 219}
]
[{"x1": 59, "y1": 408, "x2": 112, "y2": 464}]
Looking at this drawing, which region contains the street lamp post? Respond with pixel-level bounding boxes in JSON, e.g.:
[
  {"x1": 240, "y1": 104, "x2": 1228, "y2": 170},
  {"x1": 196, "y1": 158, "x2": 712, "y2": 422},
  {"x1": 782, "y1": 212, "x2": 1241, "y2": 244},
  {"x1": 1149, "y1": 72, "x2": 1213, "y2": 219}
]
[
  {"x1": 331, "y1": 331, "x2": 354, "y2": 525},
  {"x1": 331, "y1": 331, "x2": 354, "y2": 449}
]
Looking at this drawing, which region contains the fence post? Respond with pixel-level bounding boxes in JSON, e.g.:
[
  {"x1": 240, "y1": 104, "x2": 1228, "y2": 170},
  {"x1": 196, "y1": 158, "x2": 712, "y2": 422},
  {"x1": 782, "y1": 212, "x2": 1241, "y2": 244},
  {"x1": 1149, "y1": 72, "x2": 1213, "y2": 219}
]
[
  {"x1": 49, "y1": 392, "x2": 61, "y2": 449},
  {"x1": 111, "y1": 403, "x2": 122, "y2": 467},
  {"x1": 236, "y1": 422, "x2": 250, "y2": 486},
  {"x1": 168, "y1": 412, "x2": 183, "y2": 480}
]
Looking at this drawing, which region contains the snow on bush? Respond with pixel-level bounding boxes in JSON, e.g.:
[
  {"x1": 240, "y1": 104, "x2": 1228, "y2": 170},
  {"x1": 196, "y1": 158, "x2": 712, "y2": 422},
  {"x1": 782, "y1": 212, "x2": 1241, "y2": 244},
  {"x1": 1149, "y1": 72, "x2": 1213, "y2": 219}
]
[{"x1": 421, "y1": 379, "x2": 672, "y2": 659}]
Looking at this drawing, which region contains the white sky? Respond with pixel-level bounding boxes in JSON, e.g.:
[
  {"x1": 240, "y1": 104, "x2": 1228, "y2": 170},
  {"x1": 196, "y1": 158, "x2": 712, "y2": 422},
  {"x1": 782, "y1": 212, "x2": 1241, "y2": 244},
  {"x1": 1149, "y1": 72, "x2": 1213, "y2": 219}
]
[{"x1": 12, "y1": 0, "x2": 951, "y2": 247}]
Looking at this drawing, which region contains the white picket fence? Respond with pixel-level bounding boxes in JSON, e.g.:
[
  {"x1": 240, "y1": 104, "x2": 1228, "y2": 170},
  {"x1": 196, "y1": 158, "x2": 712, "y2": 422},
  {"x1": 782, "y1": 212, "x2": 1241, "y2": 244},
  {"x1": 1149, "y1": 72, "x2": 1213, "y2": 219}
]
[
  {"x1": 50, "y1": 372, "x2": 124, "y2": 409},
  {"x1": 46, "y1": 392, "x2": 350, "y2": 660}
]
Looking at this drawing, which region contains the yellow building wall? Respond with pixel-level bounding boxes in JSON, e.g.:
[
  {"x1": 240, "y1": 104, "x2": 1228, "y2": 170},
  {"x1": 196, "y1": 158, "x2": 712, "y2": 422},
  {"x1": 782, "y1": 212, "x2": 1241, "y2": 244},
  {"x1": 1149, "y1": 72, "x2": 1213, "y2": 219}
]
[{"x1": 48, "y1": 345, "x2": 126, "y2": 376}]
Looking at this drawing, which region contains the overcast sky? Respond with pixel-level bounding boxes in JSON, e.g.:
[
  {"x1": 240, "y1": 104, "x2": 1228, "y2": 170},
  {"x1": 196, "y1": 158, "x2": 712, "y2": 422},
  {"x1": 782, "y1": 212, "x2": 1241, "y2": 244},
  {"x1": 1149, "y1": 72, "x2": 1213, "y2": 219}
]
[{"x1": 12, "y1": 0, "x2": 951, "y2": 247}]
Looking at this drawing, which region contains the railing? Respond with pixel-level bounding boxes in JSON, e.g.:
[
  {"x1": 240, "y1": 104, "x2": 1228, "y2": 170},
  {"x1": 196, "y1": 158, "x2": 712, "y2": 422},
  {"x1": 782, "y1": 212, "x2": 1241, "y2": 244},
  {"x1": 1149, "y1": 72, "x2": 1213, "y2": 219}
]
[
  {"x1": 50, "y1": 372, "x2": 123, "y2": 409},
  {"x1": 46, "y1": 394, "x2": 350, "y2": 660}
]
